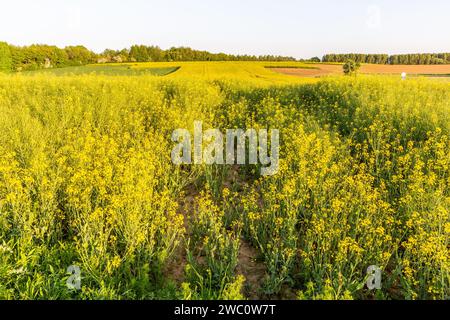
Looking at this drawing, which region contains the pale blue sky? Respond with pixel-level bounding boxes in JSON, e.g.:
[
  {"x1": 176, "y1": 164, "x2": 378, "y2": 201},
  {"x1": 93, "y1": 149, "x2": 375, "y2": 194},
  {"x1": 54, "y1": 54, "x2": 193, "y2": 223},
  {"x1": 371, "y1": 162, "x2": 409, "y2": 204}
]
[{"x1": 1, "y1": 0, "x2": 449, "y2": 59}]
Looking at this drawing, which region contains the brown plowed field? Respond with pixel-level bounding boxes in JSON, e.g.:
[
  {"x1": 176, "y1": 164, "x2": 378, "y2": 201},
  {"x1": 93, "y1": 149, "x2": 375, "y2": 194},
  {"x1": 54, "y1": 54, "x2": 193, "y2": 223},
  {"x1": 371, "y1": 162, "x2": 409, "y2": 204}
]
[{"x1": 273, "y1": 64, "x2": 450, "y2": 77}]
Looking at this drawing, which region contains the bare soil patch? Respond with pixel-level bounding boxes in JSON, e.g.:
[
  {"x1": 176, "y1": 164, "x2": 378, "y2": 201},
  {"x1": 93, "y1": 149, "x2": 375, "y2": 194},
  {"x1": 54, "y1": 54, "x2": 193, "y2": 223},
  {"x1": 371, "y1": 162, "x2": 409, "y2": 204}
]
[
  {"x1": 236, "y1": 240, "x2": 267, "y2": 299},
  {"x1": 360, "y1": 64, "x2": 450, "y2": 74},
  {"x1": 272, "y1": 65, "x2": 340, "y2": 77},
  {"x1": 164, "y1": 184, "x2": 197, "y2": 284},
  {"x1": 272, "y1": 63, "x2": 450, "y2": 77}
]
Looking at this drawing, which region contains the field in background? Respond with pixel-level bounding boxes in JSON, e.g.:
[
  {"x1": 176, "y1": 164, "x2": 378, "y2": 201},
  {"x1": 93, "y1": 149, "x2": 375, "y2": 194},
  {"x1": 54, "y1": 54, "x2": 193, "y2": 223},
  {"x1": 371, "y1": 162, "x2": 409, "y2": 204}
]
[
  {"x1": 24, "y1": 61, "x2": 318, "y2": 84},
  {"x1": 272, "y1": 63, "x2": 450, "y2": 78},
  {"x1": 0, "y1": 63, "x2": 449, "y2": 300},
  {"x1": 129, "y1": 61, "x2": 316, "y2": 81},
  {"x1": 25, "y1": 61, "x2": 450, "y2": 81}
]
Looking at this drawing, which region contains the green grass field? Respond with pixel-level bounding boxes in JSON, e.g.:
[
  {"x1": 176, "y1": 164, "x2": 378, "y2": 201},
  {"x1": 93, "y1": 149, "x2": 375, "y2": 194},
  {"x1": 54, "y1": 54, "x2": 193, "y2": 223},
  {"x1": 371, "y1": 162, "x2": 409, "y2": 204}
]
[{"x1": 25, "y1": 64, "x2": 180, "y2": 76}]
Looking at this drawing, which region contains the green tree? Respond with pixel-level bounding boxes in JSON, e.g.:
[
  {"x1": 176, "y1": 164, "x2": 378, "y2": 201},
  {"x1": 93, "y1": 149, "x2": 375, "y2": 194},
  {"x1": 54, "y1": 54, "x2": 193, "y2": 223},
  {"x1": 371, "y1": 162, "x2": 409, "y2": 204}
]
[
  {"x1": 65, "y1": 46, "x2": 96, "y2": 65},
  {"x1": 343, "y1": 59, "x2": 360, "y2": 75},
  {"x1": 0, "y1": 42, "x2": 12, "y2": 73}
]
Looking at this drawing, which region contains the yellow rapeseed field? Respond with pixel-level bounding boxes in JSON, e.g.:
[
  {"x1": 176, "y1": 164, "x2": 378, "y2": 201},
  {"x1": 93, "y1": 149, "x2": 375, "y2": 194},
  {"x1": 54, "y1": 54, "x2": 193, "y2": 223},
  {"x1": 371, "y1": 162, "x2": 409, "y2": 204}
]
[{"x1": 0, "y1": 62, "x2": 449, "y2": 300}]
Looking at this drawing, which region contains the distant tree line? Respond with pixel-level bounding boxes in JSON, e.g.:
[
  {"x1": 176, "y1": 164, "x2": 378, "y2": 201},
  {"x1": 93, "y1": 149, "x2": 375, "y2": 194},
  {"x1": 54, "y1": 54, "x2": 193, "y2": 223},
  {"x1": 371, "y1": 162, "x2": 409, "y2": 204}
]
[
  {"x1": 104, "y1": 45, "x2": 297, "y2": 63},
  {"x1": 322, "y1": 53, "x2": 450, "y2": 65},
  {"x1": 9, "y1": 44, "x2": 97, "y2": 71},
  {"x1": 0, "y1": 41, "x2": 297, "y2": 72},
  {"x1": 389, "y1": 53, "x2": 450, "y2": 65},
  {"x1": 323, "y1": 54, "x2": 389, "y2": 64},
  {"x1": 0, "y1": 43, "x2": 97, "y2": 72}
]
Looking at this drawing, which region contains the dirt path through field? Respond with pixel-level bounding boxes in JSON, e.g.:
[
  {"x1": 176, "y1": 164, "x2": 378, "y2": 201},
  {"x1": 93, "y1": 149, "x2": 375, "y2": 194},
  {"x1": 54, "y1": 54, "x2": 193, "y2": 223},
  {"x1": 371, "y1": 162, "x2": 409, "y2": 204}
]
[
  {"x1": 164, "y1": 184, "x2": 197, "y2": 285},
  {"x1": 165, "y1": 167, "x2": 268, "y2": 299}
]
